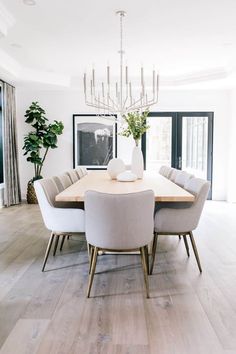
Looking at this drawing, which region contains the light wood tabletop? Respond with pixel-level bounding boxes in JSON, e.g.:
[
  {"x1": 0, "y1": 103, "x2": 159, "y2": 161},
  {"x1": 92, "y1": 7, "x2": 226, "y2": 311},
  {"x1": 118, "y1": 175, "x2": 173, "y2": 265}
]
[{"x1": 55, "y1": 170, "x2": 195, "y2": 202}]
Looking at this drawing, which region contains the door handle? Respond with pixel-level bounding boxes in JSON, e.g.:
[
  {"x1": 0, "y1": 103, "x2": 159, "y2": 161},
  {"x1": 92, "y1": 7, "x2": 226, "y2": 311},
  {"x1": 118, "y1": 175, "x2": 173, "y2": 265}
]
[{"x1": 178, "y1": 156, "x2": 182, "y2": 169}]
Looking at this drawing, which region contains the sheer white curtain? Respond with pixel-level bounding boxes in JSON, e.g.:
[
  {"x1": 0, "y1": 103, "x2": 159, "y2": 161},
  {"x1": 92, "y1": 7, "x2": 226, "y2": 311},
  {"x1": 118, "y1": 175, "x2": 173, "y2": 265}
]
[{"x1": 1, "y1": 81, "x2": 21, "y2": 206}]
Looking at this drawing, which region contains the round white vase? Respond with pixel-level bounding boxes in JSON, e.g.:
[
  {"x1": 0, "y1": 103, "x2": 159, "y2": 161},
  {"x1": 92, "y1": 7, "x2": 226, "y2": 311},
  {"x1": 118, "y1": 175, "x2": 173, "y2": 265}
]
[
  {"x1": 131, "y1": 145, "x2": 144, "y2": 179},
  {"x1": 107, "y1": 158, "x2": 126, "y2": 179}
]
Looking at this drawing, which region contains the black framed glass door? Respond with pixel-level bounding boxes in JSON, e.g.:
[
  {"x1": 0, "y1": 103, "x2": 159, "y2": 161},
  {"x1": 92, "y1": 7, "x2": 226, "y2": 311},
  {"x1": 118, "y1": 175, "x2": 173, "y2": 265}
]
[
  {"x1": 142, "y1": 111, "x2": 213, "y2": 199},
  {"x1": 0, "y1": 86, "x2": 3, "y2": 184}
]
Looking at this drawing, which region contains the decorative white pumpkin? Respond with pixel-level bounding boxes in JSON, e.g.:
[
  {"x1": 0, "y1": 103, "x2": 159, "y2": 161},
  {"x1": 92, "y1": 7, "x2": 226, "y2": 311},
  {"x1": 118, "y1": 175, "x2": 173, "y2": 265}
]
[{"x1": 107, "y1": 158, "x2": 126, "y2": 179}]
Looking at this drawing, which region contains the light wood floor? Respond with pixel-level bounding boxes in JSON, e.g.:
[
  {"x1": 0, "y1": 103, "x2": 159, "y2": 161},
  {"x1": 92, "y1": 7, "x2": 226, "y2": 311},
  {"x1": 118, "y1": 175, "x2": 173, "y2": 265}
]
[{"x1": 0, "y1": 201, "x2": 236, "y2": 354}]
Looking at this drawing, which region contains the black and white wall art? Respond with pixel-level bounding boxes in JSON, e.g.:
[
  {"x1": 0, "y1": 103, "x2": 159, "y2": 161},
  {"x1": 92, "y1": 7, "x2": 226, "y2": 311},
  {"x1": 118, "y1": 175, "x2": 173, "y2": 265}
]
[{"x1": 73, "y1": 114, "x2": 117, "y2": 169}]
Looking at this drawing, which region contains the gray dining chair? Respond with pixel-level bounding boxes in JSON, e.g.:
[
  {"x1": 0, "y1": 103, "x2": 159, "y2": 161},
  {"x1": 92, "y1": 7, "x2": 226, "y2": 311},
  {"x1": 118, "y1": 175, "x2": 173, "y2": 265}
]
[
  {"x1": 150, "y1": 177, "x2": 210, "y2": 275},
  {"x1": 174, "y1": 170, "x2": 194, "y2": 188},
  {"x1": 75, "y1": 167, "x2": 88, "y2": 178},
  {"x1": 159, "y1": 165, "x2": 172, "y2": 178},
  {"x1": 53, "y1": 173, "x2": 72, "y2": 191},
  {"x1": 34, "y1": 178, "x2": 85, "y2": 271},
  {"x1": 66, "y1": 169, "x2": 80, "y2": 184},
  {"x1": 169, "y1": 168, "x2": 179, "y2": 182},
  {"x1": 84, "y1": 190, "x2": 155, "y2": 298}
]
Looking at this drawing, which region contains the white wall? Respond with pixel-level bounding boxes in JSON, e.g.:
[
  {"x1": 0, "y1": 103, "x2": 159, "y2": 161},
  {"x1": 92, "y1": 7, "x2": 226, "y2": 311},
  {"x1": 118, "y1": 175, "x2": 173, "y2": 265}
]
[
  {"x1": 227, "y1": 89, "x2": 236, "y2": 202},
  {"x1": 16, "y1": 87, "x2": 230, "y2": 200}
]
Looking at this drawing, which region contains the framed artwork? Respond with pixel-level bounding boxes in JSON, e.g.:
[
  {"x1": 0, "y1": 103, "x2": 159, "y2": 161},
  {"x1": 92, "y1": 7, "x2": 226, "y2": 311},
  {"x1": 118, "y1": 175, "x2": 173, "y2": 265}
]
[{"x1": 73, "y1": 114, "x2": 117, "y2": 169}]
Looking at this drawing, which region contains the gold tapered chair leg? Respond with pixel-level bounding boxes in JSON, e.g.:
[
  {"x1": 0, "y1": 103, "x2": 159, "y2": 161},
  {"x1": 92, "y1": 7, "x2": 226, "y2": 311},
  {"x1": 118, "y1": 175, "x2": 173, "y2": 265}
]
[
  {"x1": 150, "y1": 233, "x2": 158, "y2": 275},
  {"x1": 42, "y1": 232, "x2": 55, "y2": 272},
  {"x1": 140, "y1": 247, "x2": 150, "y2": 298},
  {"x1": 144, "y1": 245, "x2": 149, "y2": 275},
  {"x1": 87, "y1": 243, "x2": 91, "y2": 260},
  {"x1": 87, "y1": 246, "x2": 98, "y2": 298},
  {"x1": 89, "y1": 245, "x2": 95, "y2": 274},
  {"x1": 53, "y1": 236, "x2": 59, "y2": 256},
  {"x1": 183, "y1": 235, "x2": 190, "y2": 257},
  {"x1": 189, "y1": 231, "x2": 202, "y2": 273},
  {"x1": 60, "y1": 235, "x2": 66, "y2": 251}
]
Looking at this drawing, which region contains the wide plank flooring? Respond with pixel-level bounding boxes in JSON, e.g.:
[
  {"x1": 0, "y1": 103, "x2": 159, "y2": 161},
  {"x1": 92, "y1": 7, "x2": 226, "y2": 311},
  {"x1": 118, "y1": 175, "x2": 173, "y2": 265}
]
[{"x1": 0, "y1": 201, "x2": 236, "y2": 353}]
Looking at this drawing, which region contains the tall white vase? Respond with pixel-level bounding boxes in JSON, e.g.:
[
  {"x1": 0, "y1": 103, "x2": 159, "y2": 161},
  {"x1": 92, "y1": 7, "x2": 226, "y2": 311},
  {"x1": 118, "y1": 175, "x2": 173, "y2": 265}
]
[{"x1": 131, "y1": 145, "x2": 144, "y2": 179}]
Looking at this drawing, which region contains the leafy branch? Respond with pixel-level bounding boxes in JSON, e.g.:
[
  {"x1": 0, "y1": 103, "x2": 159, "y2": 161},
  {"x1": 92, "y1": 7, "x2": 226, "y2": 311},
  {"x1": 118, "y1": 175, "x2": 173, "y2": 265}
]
[{"x1": 120, "y1": 110, "x2": 150, "y2": 146}]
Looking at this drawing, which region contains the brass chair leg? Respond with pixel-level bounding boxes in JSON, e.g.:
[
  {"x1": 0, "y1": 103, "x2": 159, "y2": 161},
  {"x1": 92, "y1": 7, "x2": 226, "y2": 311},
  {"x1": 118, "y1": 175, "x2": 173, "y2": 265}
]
[
  {"x1": 144, "y1": 245, "x2": 149, "y2": 275},
  {"x1": 150, "y1": 233, "x2": 158, "y2": 275},
  {"x1": 60, "y1": 235, "x2": 66, "y2": 251},
  {"x1": 89, "y1": 245, "x2": 95, "y2": 274},
  {"x1": 42, "y1": 232, "x2": 55, "y2": 272},
  {"x1": 189, "y1": 231, "x2": 202, "y2": 273},
  {"x1": 183, "y1": 235, "x2": 190, "y2": 257},
  {"x1": 87, "y1": 246, "x2": 98, "y2": 298},
  {"x1": 53, "y1": 235, "x2": 59, "y2": 256},
  {"x1": 140, "y1": 247, "x2": 150, "y2": 298},
  {"x1": 87, "y1": 243, "x2": 91, "y2": 259}
]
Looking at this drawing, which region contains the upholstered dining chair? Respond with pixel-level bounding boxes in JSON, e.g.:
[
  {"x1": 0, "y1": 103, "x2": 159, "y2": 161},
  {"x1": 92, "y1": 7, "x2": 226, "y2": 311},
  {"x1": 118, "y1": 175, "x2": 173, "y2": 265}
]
[
  {"x1": 159, "y1": 165, "x2": 172, "y2": 178},
  {"x1": 34, "y1": 178, "x2": 85, "y2": 271},
  {"x1": 84, "y1": 190, "x2": 155, "y2": 298},
  {"x1": 174, "y1": 170, "x2": 194, "y2": 188},
  {"x1": 169, "y1": 168, "x2": 180, "y2": 182},
  {"x1": 66, "y1": 169, "x2": 79, "y2": 184},
  {"x1": 75, "y1": 167, "x2": 88, "y2": 178},
  {"x1": 150, "y1": 177, "x2": 210, "y2": 275},
  {"x1": 52, "y1": 173, "x2": 72, "y2": 192}
]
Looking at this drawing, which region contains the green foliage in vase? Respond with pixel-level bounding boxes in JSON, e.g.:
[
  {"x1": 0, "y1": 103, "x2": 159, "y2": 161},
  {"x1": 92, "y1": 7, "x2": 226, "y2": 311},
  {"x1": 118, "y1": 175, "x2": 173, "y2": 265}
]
[
  {"x1": 120, "y1": 110, "x2": 150, "y2": 146},
  {"x1": 22, "y1": 101, "x2": 64, "y2": 182}
]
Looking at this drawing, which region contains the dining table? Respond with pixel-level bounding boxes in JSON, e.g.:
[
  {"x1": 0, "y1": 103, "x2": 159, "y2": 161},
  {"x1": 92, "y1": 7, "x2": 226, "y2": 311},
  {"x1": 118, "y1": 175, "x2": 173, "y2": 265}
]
[{"x1": 55, "y1": 170, "x2": 195, "y2": 202}]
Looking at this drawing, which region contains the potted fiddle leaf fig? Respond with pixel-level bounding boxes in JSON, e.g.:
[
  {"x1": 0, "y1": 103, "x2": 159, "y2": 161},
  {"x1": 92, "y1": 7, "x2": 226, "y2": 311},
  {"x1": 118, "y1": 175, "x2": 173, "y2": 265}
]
[{"x1": 23, "y1": 101, "x2": 64, "y2": 203}]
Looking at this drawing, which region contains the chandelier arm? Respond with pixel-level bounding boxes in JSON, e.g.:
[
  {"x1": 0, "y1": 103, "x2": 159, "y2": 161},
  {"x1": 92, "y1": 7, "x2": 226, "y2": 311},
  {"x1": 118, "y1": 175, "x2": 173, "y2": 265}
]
[
  {"x1": 93, "y1": 96, "x2": 119, "y2": 110},
  {"x1": 125, "y1": 96, "x2": 144, "y2": 111},
  {"x1": 85, "y1": 100, "x2": 116, "y2": 111},
  {"x1": 107, "y1": 95, "x2": 120, "y2": 111},
  {"x1": 121, "y1": 95, "x2": 129, "y2": 111}
]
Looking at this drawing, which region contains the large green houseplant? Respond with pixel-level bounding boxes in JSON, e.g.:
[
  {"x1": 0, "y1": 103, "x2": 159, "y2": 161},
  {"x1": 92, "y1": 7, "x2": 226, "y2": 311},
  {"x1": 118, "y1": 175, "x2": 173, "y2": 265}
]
[{"x1": 23, "y1": 102, "x2": 64, "y2": 203}]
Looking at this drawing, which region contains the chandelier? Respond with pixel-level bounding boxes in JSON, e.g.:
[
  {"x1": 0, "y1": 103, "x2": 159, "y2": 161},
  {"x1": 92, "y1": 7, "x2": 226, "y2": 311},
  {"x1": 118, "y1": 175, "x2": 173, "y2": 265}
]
[{"x1": 83, "y1": 11, "x2": 159, "y2": 119}]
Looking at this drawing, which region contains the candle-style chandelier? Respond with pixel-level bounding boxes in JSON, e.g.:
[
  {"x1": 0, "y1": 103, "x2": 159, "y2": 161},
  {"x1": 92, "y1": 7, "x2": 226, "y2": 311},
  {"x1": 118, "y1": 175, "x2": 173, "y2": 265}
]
[{"x1": 83, "y1": 11, "x2": 159, "y2": 119}]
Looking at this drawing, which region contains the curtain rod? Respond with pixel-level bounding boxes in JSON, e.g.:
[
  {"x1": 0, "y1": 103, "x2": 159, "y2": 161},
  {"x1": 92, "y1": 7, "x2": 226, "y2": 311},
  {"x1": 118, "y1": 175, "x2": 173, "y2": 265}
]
[{"x1": 0, "y1": 79, "x2": 15, "y2": 89}]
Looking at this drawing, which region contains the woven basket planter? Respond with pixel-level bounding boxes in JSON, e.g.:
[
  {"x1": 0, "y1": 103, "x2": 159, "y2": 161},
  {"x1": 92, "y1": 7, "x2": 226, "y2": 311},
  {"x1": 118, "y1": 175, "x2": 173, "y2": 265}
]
[{"x1": 26, "y1": 181, "x2": 38, "y2": 204}]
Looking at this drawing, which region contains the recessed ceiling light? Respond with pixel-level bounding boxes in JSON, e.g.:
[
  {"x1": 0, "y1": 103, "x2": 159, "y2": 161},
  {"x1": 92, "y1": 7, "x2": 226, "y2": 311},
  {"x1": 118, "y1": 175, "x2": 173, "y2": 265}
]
[
  {"x1": 11, "y1": 43, "x2": 22, "y2": 49},
  {"x1": 23, "y1": 0, "x2": 36, "y2": 5}
]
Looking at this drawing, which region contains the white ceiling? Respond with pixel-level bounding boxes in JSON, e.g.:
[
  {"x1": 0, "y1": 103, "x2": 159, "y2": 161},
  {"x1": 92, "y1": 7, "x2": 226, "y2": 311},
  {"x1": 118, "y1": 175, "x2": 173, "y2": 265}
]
[{"x1": 0, "y1": 0, "x2": 236, "y2": 88}]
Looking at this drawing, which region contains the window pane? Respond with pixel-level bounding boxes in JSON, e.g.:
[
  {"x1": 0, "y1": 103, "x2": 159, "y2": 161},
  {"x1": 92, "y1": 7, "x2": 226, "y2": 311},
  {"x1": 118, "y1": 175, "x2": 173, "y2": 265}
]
[
  {"x1": 182, "y1": 116, "x2": 208, "y2": 179},
  {"x1": 146, "y1": 117, "x2": 172, "y2": 171}
]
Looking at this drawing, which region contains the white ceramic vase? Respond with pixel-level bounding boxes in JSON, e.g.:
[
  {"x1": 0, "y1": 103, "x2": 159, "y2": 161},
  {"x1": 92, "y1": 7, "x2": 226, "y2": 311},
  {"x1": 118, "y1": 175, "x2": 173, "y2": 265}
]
[{"x1": 131, "y1": 145, "x2": 144, "y2": 179}]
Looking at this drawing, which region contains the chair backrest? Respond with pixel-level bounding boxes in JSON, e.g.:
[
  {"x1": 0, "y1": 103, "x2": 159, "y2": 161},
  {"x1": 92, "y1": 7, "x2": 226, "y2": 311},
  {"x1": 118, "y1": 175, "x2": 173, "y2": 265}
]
[
  {"x1": 66, "y1": 170, "x2": 79, "y2": 184},
  {"x1": 165, "y1": 166, "x2": 173, "y2": 179},
  {"x1": 75, "y1": 167, "x2": 88, "y2": 178},
  {"x1": 56, "y1": 173, "x2": 72, "y2": 190},
  {"x1": 80, "y1": 167, "x2": 88, "y2": 176},
  {"x1": 34, "y1": 178, "x2": 58, "y2": 230},
  {"x1": 184, "y1": 177, "x2": 210, "y2": 230},
  {"x1": 175, "y1": 171, "x2": 194, "y2": 188},
  {"x1": 85, "y1": 190, "x2": 155, "y2": 249},
  {"x1": 159, "y1": 165, "x2": 172, "y2": 178},
  {"x1": 35, "y1": 178, "x2": 85, "y2": 233},
  {"x1": 169, "y1": 168, "x2": 179, "y2": 182},
  {"x1": 52, "y1": 176, "x2": 64, "y2": 192}
]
